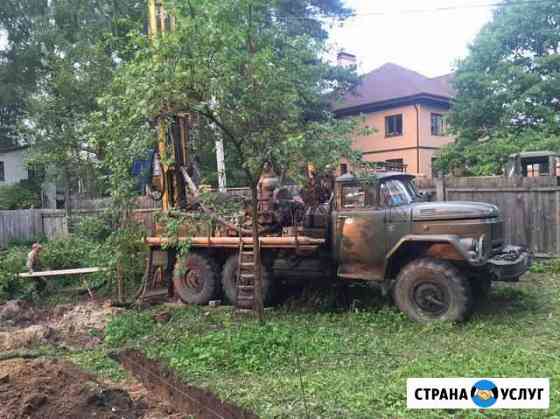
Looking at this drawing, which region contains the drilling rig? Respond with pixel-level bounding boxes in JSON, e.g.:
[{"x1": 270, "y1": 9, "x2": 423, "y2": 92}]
[{"x1": 137, "y1": 1, "x2": 530, "y2": 323}]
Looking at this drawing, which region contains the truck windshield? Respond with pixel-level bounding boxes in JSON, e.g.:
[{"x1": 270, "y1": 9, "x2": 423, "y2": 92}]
[{"x1": 380, "y1": 178, "x2": 417, "y2": 206}]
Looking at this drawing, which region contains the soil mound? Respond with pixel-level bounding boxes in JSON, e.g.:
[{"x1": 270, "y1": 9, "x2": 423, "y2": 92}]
[
  {"x1": 0, "y1": 300, "x2": 123, "y2": 350},
  {"x1": 0, "y1": 358, "x2": 146, "y2": 419}
]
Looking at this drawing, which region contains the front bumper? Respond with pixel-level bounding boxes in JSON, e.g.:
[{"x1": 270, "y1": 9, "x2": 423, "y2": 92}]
[{"x1": 487, "y1": 245, "x2": 531, "y2": 282}]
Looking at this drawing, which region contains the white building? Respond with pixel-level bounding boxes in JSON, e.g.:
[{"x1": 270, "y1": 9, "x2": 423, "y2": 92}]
[{"x1": 0, "y1": 146, "x2": 29, "y2": 185}]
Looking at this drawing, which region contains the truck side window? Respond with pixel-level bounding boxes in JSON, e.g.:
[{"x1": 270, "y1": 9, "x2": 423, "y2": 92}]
[
  {"x1": 342, "y1": 186, "x2": 365, "y2": 209},
  {"x1": 380, "y1": 179, "x2": 414, "y2": 207}
]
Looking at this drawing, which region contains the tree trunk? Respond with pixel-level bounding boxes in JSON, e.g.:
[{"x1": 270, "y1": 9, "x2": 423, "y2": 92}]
[{"x1": 250, "y1": 185, "x2": 265, "y2": 323}]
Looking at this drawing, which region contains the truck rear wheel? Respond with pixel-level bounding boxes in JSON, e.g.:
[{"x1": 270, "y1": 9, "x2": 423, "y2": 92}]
[
  {"x1": 221, "y1": 254, "x2": 274, "y2": 308},
  {"x1": 393, "y1": 258, "x2": 472, "y2": 322},
  {"x1": 173, "y1": 252, "x2": 219, "y2": 305}
]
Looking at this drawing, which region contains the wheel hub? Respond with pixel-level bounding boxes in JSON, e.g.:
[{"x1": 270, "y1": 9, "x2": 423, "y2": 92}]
[
  {"x1": 412, "y1": 282, "x2": 449, "y2": 315},
  {"x1": 183, "y1": 263, "x2": 203, "y2": 291}
]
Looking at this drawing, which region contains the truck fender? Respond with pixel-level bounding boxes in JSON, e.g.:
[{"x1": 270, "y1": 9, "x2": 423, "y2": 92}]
[{"x1": 384, "y1": 235, "x2": 475, "y2": 279}]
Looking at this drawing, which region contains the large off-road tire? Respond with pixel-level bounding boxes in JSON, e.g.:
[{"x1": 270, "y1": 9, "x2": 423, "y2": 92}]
[
  {"x1": 221, "y1": 254, "x2": 274, "y2": 308},
  {"x1": 172, "y1": 252, "x2": 219, "y2": 305},
  {"x1": 393, "y1": 258, "x2": 472, "y2": 322}
]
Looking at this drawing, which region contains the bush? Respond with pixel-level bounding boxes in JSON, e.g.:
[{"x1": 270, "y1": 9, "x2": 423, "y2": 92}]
[
  {"x1": 40, "y1": 236, "x2": 101, "y2": 270},
  {"x1": 0, "y1": 246, "x2": 31, "y2": 302},
  {"x1": 73, "y1": 215, "x2": 113, "y2": 242},
  {"x1": 0, "y1": 179, "x2": 41, "y2": 210}
]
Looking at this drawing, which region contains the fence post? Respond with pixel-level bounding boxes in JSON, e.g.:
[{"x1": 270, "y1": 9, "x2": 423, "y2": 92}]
[{"x1": 435, "y1": 174, "x2": 446, "y2": 201}]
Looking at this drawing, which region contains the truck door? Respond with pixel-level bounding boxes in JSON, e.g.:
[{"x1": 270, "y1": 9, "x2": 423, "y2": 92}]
[
  {"x1": 380, "y1": 178, "x2": 414, "y2": 253},
  {"x1": 335, "y1": 182, "x2": 386, "y2": 281}
]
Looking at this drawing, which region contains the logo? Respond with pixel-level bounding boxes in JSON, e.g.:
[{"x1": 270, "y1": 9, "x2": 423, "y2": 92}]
[
  {"x1": 471, "y1": 379, "x2": 498, "y2": 408},
  {"x1": 407, "y1": 378, "x2": 549, "y2": 409}
]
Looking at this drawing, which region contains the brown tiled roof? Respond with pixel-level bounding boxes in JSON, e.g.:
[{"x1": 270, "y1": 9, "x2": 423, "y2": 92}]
[{"x1": 334, "y1": 63, "x2": 455, "y2": 112}]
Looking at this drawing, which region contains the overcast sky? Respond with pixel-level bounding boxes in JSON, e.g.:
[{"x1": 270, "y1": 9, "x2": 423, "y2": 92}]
[
  {"x1": 330, "y1": 0, "x2": 496, "y2": 77},
  {"x1": 0, "y1": 0, "x2": 495, "y2": 78}
]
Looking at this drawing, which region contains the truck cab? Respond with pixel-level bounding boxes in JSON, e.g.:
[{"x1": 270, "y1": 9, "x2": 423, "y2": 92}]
[{"x1": 331, "y1": 172, "x2": 531, "y2": 322}]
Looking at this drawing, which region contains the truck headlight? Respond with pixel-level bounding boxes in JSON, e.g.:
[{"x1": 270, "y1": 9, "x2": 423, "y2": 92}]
[{"x1": 478, "y1": 234, "x2": 486, "y2": 257}]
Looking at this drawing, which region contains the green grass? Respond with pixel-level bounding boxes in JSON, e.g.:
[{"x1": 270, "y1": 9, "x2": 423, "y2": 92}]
[
  {"x1": 102, "y1": 273, "x2": 560, "y2": 418},
  {"x1": 67, "y1": 349, "x2": 127, "y2": 382}
]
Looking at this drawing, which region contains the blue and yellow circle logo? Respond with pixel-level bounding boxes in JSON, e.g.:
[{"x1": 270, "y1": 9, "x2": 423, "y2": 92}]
[{"x1": 471, "y1": 379, "x2": 498, "y2": 408}]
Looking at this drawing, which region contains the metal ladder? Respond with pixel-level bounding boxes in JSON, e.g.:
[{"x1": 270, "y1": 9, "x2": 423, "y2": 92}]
[{"x1": 236, "y1": 241, "x2": 256, "y2": 309}]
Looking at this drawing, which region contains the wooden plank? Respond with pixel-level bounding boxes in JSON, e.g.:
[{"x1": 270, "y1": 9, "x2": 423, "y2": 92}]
[{"x1": 18, "y1": 267, "x2": 107, "y2": 278}]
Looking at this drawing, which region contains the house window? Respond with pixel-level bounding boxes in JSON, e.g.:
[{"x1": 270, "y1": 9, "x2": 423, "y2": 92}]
[
  {"x1": 385, "y1": 114, "x2": 403, "y2": 137},
  {"x1": 431, "y1": 113, "x2": 445, "y2": 136},
  {"x1": 0, "y1": 162, "x2": 4, "y2": 182},
  {"x1": 339, "y1": 163, "x2": 348, "y2": 175}
]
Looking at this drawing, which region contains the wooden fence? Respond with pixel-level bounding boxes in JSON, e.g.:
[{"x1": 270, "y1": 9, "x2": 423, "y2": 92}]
[
  {"x1": 429, "y1": 176, "x2": 560, "y2": 257},
  {"x1": 4, "y1": 178, "x2": 560, "y2": 256},
  {"x1": 0, "y1": 208, "x2": 158, "y2": 249}
]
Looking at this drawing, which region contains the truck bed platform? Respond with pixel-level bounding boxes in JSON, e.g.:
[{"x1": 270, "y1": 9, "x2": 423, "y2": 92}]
[{"x1": 145, "y1": 236, "x2": 325, "y2": 250}]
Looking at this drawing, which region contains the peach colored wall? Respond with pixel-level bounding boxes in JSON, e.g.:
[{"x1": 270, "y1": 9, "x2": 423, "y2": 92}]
[
  {"x1": 418, "y1": 104, "x2": 455, "y2": 149},
  {"x1": 352, "y1": 105, "x2": 419, "y2": 153},
  {"x1": 349, "y1": 103, "x2": 455, "y2": 177},
  {"x1": 418, "y1": 148, "x2": 438, "y2": 177}
]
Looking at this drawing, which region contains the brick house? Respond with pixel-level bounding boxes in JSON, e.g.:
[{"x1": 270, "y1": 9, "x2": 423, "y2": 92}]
[{"x1": 334, "y1": 58, "x2": 455, "y2": 177}]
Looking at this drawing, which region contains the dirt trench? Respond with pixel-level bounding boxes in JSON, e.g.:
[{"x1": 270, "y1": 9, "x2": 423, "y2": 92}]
[
  {"x1": 0, "y1": 299, "x2": 258, "y2": 418},
  {"x1": 113, "y1": 350, "x2": 259, "y2": 419}
]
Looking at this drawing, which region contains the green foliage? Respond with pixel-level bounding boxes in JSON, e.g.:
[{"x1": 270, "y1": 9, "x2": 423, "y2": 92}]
[
  {"x1": 40, "y1": 236, "x2": 101, "y2": 271},
  {"x1": 436, "y1": 130, "x2": 560, "y2": 176},
  {"x1": 104, "y1": 311, "x2": 156, "y2": 347},
  {"x1": 67, "y1": 349, "x2": 127, "y2": 382},
  {"x1": 0, "y1": 246, "x2": 30, "y2": 302},
  {"x1": 440, "y1": 0, "x2": 560, "y2": 174},
  {"x1": 0, "y1": 236, "x2": 104, "y2": 303},
  {"x1": 1, "y1": 0, "x2": 146, "y2": 193},
  {"x1": 0, "y1": 221, "x2": 119, "y2": 302},
  {"x1": 101, "y1": 220, "x2": 147, "y2": 295},
  {"x1": 530, "y1": 258, "x2": 560, "y2": 274},
  {"x1": 0, "y1": 178, "x2": 41, "y2": 209},
  {"x1": 94, "y1": 0, "x2": 361, "y2": 199},
  {"x1": 73, "y1": 214, "x2": 113, "y2": 242}
]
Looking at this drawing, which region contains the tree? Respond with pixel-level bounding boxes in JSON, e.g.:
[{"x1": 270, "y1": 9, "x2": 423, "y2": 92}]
[
  {"x1": 438, "y1": 0, "x2": 560, "y2": 175},
  {"x1": 0, "y1": 0, "x2": 145, "y2": 204},
  {"x1": 94, "y1": 0, "x2": 361, "y2": 320},
  {"x1": 0, "y1": 0, "x2": 46, "y2": 149}
]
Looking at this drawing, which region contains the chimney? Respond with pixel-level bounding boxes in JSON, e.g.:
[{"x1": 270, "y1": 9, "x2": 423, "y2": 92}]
[{"x1": 337, "y1": 51, "x2": 357, "y2": 68}]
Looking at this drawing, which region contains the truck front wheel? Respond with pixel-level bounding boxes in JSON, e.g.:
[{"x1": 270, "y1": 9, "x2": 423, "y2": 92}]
[
  {"x1": 173, "y1": 252, "x2": 219, "y2": 305},
  {"x1": 393, "y1": 258, "x2": 472, "y2": 322}
]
